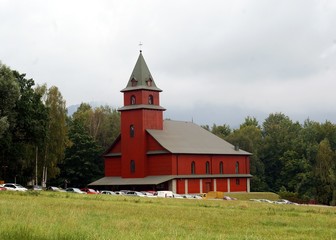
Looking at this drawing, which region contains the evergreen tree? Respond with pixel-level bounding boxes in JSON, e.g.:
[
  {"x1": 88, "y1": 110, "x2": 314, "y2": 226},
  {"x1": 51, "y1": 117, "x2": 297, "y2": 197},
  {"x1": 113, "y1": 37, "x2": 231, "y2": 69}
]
[{"x1": 59, "y1": 119, "x2": 103, "y2": 187}]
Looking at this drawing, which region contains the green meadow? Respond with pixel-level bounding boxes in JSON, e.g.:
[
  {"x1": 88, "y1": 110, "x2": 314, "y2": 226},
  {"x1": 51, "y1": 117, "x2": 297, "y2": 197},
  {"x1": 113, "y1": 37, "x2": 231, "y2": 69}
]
[{"x1": 0, "y1": 191, "x2": 335, "y2": 240}]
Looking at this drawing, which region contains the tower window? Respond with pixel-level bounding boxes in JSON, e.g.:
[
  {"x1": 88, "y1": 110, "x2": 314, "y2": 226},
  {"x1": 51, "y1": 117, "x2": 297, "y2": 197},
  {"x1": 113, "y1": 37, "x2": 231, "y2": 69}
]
[
  {"x1": 146, "y1": 78, "x2": 152, "y2": 87},
  {"x1": 130, "y1": 160, "x2": 135, "y2": 173},
  {"x1": 130, "y1": 125, "x2": 135, "y2": 137},
  {"x1": 191, "y1": 161, "x2": 195, "y2": 174},
  {"x1": 206, "y1": 161, "x2": 210, "y2": 174},
  {"x1": 131, "y1": 78, "x2": 137, "y2": 87},
  {"x1": 235, "y1": 161, "x2": 239, "y2": 174},
  {"x1": 148, "y1": 95, "x2": 153, "y2": 105},
  {"x1": 219, "y1": 161, "x2": 223, "y2": 174},
  {"x1": 131, "y1": 95, "x2": 136, "y2": 105}
]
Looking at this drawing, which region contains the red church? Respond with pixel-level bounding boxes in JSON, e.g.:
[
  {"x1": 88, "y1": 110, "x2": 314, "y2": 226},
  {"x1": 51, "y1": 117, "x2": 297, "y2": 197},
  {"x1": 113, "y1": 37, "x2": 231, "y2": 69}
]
[{"x1": 90, "y1": 51, "x2": 252, "y2": 194}]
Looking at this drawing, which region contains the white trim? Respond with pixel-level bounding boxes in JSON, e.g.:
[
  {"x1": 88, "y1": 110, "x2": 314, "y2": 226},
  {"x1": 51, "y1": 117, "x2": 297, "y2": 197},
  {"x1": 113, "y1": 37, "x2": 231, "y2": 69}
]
[
  {"x1": 185, "y1": 179, "x2": 188, "y2": 194},
  {"x1": 214, "y1": 179, "x2": 217, "y2": 192},
  {"x1": 200, "y1": 179, "x2": 203, "y2": 193},
  {"x1": 247, "y1": 178, "x2": 250, "y2": 193},
  {"x1": 227, "y1": 178, "x2": 231, "y2": 192},
  {"x1": 172, "y1": 179, "x2": 176, "y2": 193}
]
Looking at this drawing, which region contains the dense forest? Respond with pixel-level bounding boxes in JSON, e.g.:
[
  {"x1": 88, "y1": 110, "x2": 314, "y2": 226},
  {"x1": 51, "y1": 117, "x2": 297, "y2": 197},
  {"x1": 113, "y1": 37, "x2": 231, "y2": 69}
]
[{"x1": 1, "y1": 63, "x2": 335, "y2": 205}]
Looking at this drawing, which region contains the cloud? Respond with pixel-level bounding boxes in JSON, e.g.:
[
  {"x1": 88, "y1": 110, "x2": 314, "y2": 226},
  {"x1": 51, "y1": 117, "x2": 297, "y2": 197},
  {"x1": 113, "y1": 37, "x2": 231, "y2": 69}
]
[{"x1": 1, "y1": 0, "x2": 336, "y2": 126}]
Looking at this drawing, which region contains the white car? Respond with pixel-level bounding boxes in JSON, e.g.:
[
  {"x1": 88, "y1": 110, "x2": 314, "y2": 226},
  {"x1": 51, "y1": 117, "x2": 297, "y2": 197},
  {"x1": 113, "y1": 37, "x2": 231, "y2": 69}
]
[
  {"x1": 65, "y1": 188, "x2": 86, "y2": 194},
  {"x1": 156, "y1": 191, "x2": 174, "y2": 198},
  {"x1": 4, "y1": 183, "x2": 28, "y2": 191},
  {"x1": 101, "y1": 190, "x2": 116, "y2": 195}
]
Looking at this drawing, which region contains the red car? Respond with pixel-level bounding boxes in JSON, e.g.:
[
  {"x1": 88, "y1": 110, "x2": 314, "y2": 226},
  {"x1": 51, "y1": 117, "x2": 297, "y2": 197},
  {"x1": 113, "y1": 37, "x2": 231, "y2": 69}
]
[
  {"x1": 80, "y1": 188, "x2": 98, "y2": 194},
  {"x1": 0, "y1": 186, "x2": 7, "y2": 191}
]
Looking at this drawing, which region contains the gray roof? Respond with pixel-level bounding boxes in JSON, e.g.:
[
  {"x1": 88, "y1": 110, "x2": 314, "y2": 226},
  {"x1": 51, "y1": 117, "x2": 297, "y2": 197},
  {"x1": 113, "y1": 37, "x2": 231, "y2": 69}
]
[
  {"x1": 89, "y1": 176, "x2": 174, "y2": 186},
  {"x1": 89, "y1": 174, "x2": 252, "y2": 186},
  {"x1": 121, "y1": 51, "x2": 162, "y2": 92},
  {"x1": 147, "y1": 120, "x2": 251, "y2": 155},
  {"x1": 118, "y1": 104, "x2": 166, "y2": 112}
]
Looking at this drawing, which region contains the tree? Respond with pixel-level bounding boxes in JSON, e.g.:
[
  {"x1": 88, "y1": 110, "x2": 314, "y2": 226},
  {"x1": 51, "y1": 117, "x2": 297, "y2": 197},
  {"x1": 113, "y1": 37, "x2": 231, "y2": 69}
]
[
  {"x1": 0, "y1": 64, "x2": 19, "y2": 138},
  {"x1": 226, "y1": 117, "x2": 267, "y2": 191},
  {"x1": 211, "y1": 124, "x2": 231, "y2": 139},
  {"x1": 0, "y1": 68, "x2": 48, "y2": 183},
  {"x1": 72, "y1": 103, "x2": 120, "y2": 149},
  {"x1": 59, "y1": 119, "x2": 103, "y2": 187},
  {"x1": 314, "y1": 139, "x2": 336, "y2": 205},
  {"x1": 261, "y1": 113, "x2": 302, "y2": 192},
  {"x1": 35, "y1": 85, "x2": 68, "y2": 186}
]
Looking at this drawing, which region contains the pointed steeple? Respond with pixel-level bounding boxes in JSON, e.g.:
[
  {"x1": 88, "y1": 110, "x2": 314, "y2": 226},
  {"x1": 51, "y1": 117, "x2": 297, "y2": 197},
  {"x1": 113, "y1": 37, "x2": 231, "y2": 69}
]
[{"x1": 121, "y1": 51, "x2": 162, "y2": 92}]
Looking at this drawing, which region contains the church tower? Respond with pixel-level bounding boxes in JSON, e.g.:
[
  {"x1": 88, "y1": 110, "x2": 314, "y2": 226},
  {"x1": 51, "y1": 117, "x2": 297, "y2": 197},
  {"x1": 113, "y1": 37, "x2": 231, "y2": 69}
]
[{"x1": 118, "y1": 51, "x2": 165, "y2": 178}]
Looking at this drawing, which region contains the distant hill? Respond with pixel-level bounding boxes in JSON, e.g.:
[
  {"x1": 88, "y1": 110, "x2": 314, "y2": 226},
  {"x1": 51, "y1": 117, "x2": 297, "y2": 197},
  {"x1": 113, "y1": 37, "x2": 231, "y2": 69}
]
[{"x1": 67, "y1": 102, "x2": 117, "y2": 116}]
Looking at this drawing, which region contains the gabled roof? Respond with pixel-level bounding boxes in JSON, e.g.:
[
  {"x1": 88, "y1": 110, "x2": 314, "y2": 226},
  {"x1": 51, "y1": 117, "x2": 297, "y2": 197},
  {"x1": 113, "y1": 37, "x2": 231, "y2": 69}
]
[
  {"x1": 121, "y1": 51, "x2": 162, "y2": 92},
  {"x1": 147, "y1": 120, "x2": 251, "y2": 155}
]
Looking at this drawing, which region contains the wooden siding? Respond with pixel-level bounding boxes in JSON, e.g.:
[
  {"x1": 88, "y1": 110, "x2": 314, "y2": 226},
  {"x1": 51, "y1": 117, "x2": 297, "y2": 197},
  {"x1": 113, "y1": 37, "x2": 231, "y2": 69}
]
[
  {"x1": 105, "y1": 158, "x2": 121, "y2": 176},
  {"x1": 216, "y1": 178, "x2": 228, "y2": 192},
  {"x1": 147, "y1": 155, "x2": 173, "y2": 175},
  {"x1": 230, "y1": 178, "x2": 247, "y2": 192},
  {"x1": 187, "y1": 179, "x2": 200, "y2": 194}
]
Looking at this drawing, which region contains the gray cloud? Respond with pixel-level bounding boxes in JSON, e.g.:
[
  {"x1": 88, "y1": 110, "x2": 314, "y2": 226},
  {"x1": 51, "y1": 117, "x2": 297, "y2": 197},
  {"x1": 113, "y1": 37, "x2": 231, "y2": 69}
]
[{"x1": 1, "y1": 0, "x2": 336, "y2": 126}]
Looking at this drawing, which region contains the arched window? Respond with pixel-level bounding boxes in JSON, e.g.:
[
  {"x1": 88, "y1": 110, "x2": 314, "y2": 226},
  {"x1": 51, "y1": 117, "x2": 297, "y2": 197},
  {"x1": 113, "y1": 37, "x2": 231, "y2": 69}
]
[
  {"x1": 130, "y1": 160, "x2": 135, "y2": 173},
  {"x1": 206, "y1": 161, "x2": 210, "y2": 174},
  {"x1": 219, "y1": 161, "x2": 223, "y2": 174},
  {"x1": 148, "y1": 95, "x2": 153, "y2": 105},
  {"x1": 130, "y1": 125, "x2": 135, "y2": 137},
  {"x1": 146, "y1": 78, "x2": 153, "y2": 87},
  {"x1": 191, "y1": 161, "x2": 195, "y2": 174},
  {"x1": 235, "y1": 161, "x2": 239, "y2": 174},
  {"x1": 131, "y1": 95, "x2": 136, "y2": 105}
]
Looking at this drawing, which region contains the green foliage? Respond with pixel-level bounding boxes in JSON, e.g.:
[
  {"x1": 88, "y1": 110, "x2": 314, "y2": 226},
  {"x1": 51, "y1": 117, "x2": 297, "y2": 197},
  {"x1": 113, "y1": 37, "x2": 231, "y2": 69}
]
[
  {"x1": 209, "y1": 113, "x2": 336, "y2": 205},
  {"x1": 211, "y1": 123, "x2": 231, "y2": 139},
  {"x1": 72, "y1": 103, "x2": 120, "y2": 149},
  {"x1": 59, "y1": 119, "x2": 103, "y2": 187},
  {"x1": 313, "y1": 139, "x2": 336, "y2": 205},
  {"x1": 0, "y1": 64, "x2": 19, "y2": 138}
]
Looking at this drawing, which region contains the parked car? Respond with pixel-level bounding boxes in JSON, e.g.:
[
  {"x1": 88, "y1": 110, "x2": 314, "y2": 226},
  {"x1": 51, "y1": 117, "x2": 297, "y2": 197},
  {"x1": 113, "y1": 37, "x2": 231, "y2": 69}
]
[
  {"x1": 250, "y1": 199, "x2": 274, "y2": 203},
  {"x1": 0, "y1": 185, "x2": 7, "y2": 191},
  {"x1": 65, "y1": 188, "x2": 86, "y2": 194},
  {"x1": 223, "y1": 196, "x2": 237, "y2": 200},
  {"x1": 28, "y1": 185, "x2": 43, "y2": 191},
  {"x1": 125, "y1": 191, "x2": 146, "y2": 197},
  {"x1": 173, "y1": 193, "x2": 183, "y2": 199},
  {"x1": 114, "y1": 191, "x2": 125, "y2": 195},
  {"x1": 141, "y1": 191, "x2": 157, "y2": 197},
  {"x1": 4, "y1": 183, "x2": 28, "y2": 191},
  {"x1": 156, "y1": 191, "x2": 174, "y2": 198},
  {"x1": 182, "y1": 194, "x2": 194, "y2": 199},
  {"x1": 46, "y1": 186, "x2": 66, "y2": 192},
  {"x1": 80, "y1": 188, "x2": 98, "y2": 194},
  {"x1": 101, "y1": 190, "x2": 116, "y2": 195},
  {"x1": 275, "y1": 199, "x2": 299, "y2": 205},
  {"x1": 192, "y1": 195, "x2": 203, "y2": 199}
]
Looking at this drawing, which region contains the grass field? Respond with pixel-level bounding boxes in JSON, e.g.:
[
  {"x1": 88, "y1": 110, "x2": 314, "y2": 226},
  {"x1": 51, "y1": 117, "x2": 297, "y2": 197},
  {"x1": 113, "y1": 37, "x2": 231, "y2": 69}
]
[{"x1": 0, "y1": 191, "x2": 335, "y2": 240}]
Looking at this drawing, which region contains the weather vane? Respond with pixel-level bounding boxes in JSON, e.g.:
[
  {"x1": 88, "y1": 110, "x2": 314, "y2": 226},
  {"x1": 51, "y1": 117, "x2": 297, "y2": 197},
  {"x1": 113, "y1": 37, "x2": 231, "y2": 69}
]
[{"x1": 139, "y1": 41, "x2": 143, "y2": 52}]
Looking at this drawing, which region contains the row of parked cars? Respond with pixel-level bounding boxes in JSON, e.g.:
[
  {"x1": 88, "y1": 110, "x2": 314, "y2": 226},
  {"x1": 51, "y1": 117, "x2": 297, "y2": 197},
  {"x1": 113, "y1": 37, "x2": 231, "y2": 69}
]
[
  {"x1": 250, "y1": 198, "x2": 299, "y2": 205},
  {"x1": 0, "y1": 184, "x2": 204, "y2": 199}
]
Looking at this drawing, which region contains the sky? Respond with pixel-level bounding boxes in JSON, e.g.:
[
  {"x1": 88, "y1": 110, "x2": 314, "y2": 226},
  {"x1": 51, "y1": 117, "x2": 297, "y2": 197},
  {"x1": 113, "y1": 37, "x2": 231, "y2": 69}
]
[{"x1": 1, "y1": 0, "x2": 336, "y2": 128}]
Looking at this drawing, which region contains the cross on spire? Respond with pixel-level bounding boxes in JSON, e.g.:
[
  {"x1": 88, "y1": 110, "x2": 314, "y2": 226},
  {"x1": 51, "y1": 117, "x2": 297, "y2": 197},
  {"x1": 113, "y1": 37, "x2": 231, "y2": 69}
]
[{"x1": 139, "y1": 42, "x2": 143, "y2": 52}]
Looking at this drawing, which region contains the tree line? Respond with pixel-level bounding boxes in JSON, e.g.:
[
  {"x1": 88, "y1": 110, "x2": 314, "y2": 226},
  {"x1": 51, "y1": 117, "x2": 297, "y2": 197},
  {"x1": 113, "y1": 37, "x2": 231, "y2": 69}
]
[
  {"x1": 1, "y1": 63, "x2": 335, "y2": 205},
  {"x1": 203, "y1": 115, "x2": 336, "y2": 205},
  {"x1": 0, "y1": 63, "x2": 120, "y2": 188}
]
